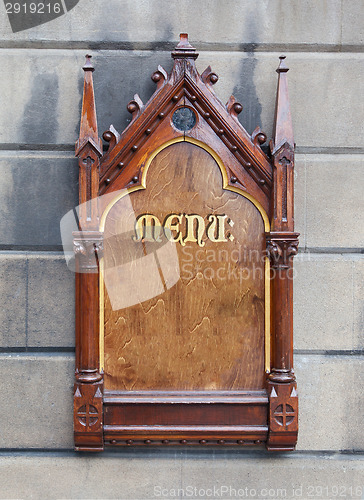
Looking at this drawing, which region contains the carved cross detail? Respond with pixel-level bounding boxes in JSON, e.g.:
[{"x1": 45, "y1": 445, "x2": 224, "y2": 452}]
[
  {"x1": 77, "y1": 404, "x2": 99, "y2": 427},
  {"x1": 273, "y1": 403, "x2": 295, "y2": 427},
  {"x1": 82, "y1": 155, "x2": 95, "y2": 170},
  {"x1": 279, "y1": 156, "x2": 291, "y2": 166}
]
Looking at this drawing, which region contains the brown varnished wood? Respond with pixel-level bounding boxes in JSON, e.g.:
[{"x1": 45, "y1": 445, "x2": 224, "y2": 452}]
[
  {"x1": 103, "y1": 430, "x2": 268, "y2": 446},
  {"x1": 102, "y1": 390, "x2": 268, "y2": 444},
  {"x1": 75, "y1": 55, "x2": 102, "y2": 231},
  {"x1": 104, "y1": 403, "x2": 267, "y2": 426},
  {"x1": 98, "y1": 92, "x2": 270, "y2": 217},
  {"x1": 74, "y1": 34, "x2": 299, "y2": 451},
  {"x1": 265, "y1": 56, "x2": 298, "y2": 450},
  {"x1": 73, "y1": 55, "x2": 104, "y2": 450},
  {"x1": 103, "y1": 142, "x2": 266, "y2": 391}
]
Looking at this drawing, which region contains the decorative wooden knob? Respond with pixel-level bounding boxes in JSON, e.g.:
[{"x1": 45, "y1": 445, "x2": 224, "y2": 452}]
[
  {"x1": 127, "y1": 102, "x2": 138, "y2": 114},
  {"x1": 151, "y1": 72, "x2": 162, "y2": 83},
  {"x1": 103, "y1": 131, "x2": 113, "y2": 141},
  {"x1": 233, "y1": 102, "x2": 243, "y2": 114},
  {"x1": 209, "y1": 73, "x2": 218, "y2": 84}
]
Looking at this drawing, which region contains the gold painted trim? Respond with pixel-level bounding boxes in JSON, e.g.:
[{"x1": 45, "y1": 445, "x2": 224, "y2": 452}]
[
  {"x1": 99, "y1": 136, "x2": 270, "y2": 232},
  {"x1": 264, "y1": 256, "x2": 271, "y2": 373},
  {"x1": 99, "y1": 136, "x2": 271, "y2": 375},
  {"x1": 99, "y1": 257, "x2": 105, "y2": 372}
]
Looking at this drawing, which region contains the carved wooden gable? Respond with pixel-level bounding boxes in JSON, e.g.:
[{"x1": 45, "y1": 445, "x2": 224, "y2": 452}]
[{"x1": 74, "y1": 34, "x2": 299, "y2": 451}]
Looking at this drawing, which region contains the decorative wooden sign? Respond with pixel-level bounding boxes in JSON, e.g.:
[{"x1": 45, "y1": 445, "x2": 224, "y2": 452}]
[{"x1": 74, "y1": 34, "x2": 299, "y2": 451}]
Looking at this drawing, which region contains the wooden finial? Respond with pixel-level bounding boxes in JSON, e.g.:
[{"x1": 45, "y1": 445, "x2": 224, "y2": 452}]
[
  {"x1": 276, "y1": 55, "x2": 289, "y2": 74},
  {"x1": 172, "y1": 33, "x2": 198, "y2": 59},
  {"x1": 76, "y1": 54, "x2": 102, "y2": 156},
  {"x1": 176, "y1": 33, "x2": 193, "y2": 49},
  {"x1": 83, "y1": 54, "x2": 94, "y2": 72},
  {"x1": 272, "y1": 55, "x2": 294, "y2": 154}
]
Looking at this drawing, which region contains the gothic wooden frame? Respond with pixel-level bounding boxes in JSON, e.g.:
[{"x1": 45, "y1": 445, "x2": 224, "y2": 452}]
[{"x1": 74, "y1": 34, "x2": 299, "y2": 451}]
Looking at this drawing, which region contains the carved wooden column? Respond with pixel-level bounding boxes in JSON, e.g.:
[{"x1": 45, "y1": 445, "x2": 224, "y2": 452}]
[
  {"x1": 266, "y1": 56, "x2": 299, "y2": 451},
  {"x1": 73, "y1": 55, "x2": 104, "y2": 451}
]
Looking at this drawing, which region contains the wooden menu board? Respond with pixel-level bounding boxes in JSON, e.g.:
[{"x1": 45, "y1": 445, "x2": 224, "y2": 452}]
[{"x1": 73, "y1": 34, "x2": 299, "y2": 451}]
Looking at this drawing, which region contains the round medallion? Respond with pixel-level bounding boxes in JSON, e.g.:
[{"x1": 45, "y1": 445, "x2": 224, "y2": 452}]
[{"x1": 172, "y1": 107, "x2": 196, "y2": 131}]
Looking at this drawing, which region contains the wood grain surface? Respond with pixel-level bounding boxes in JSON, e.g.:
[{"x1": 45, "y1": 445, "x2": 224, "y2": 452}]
[{"x1": 103, "y1": 142, "x2": 265, "y2": 391}]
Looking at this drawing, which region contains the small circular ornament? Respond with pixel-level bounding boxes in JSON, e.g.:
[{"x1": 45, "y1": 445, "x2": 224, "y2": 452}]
[{"x1": 172, "y1": 107, "x2": 197, "y2": 131}]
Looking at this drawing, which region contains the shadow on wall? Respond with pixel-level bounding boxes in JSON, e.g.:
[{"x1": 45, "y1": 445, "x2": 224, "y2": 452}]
[
  {"x1": 233, "y1": 16, "x2": 262, "y2": 135},
  {"x1": 86, "y1": 24, "x2": 175, "y2": 140},
  {"x1": 233, "y1": 55, "x2": 262, "y2": 135},
  {"x1": 90, "y1": 52, "x2": 173, "y2": 139},
  {"x1": 73, "y1": 25, "x2": 262, "y2": 142},
  {"x1": 21, "y1": 73, "x2": 59, "y2": 144}
]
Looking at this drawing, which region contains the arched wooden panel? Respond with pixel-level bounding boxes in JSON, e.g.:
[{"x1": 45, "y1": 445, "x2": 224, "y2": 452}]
[{"x1": 102, "y1": 141, "x2": 267, "y2": 391}]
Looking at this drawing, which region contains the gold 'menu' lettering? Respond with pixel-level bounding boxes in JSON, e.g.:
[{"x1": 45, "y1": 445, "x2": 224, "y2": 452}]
[
  {"x1": 206, "y1": 214, "x2": 228, "y2": 242},
  {"x1": 164, "y1": 213, "x2": 184, "y2": 245},
  {"x1": 133, "y1": 214, "x2": 162, "y2": 242},
  {"x1": 132, "y1": 213, "x2": 233, "y2": 245},
  {"x1": 183, "y1": 214, "x2": 205, "y2": 247}
]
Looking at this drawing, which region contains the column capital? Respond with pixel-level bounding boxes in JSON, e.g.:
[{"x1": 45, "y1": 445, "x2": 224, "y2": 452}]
[
  {"x1": 265, "y1": 232, "x2": 299, "y2": 269},
  {"x1": 73, "y1": 231, "x2": 104, "y2": 272}
]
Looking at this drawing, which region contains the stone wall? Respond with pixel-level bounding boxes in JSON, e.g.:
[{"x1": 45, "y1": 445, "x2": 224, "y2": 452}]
[{"x1": 0, "y1": 1, "x2": 363, "y2": 498}]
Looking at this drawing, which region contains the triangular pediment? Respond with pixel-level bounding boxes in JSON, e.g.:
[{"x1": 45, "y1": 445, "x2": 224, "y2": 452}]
[{"x1": 98, "y1": 35, "x2": 272, "y2": 202}]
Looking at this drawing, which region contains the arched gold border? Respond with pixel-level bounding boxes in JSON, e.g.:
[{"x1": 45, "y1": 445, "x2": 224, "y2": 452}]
[
  {"x1": 100, "y1": 136, "x2": 269, "y2": 231},
  {"x1": 99, "y1": 137, "x2": 271, "y2": 373}
]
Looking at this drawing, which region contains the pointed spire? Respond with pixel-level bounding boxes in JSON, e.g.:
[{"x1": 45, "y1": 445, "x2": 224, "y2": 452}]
[
  {"x1": 272, "y1": 55, "x2": 294, "y2": 154},
  {"x1": 75, "y1": 54, "x2": 102, "y2": 156},
  {"x1": 172, "y1": 33, "x2": 198, "y2": 60}
]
